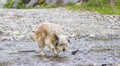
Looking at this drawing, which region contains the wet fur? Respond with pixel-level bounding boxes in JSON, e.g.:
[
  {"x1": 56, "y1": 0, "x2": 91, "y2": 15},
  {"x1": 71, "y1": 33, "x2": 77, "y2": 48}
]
[{"x1": 33, "y1": 22, "x2": 68, "y2": 56}]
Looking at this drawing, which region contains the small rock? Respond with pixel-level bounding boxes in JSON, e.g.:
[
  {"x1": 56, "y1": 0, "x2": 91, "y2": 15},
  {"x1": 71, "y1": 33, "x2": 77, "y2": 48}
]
[
  {"x1": 71, "y1": 50, "x2": 79, "y2": 55},
  {"x1": 12, "y1": 30, "x2": 20, "y2": 35},
  {"x1": 0, "y1": 0, "x2": 7, "y2": 7},
  {"x1": 0, "y1": 37, "x2": 8, "y2": 41},
  {"x1": 101, "y1": 64, "x2": 107, "y2": 66}
]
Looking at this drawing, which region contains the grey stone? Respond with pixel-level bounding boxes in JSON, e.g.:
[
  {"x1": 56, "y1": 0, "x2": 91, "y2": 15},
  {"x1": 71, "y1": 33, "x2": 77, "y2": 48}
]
[
  {"x1": 22, "y1": 0, "x2": 30, "y2": 4},
  {"x1": 12, "y1": 0, "x2": 18, "y2": 8},
  {"x1": 46, "y1": 0, "x2": 58, "y2": 5},
  {"x1": 26, "y1": 0, "x2": 38, "y2": 7},
  {"x1": 46, "y1": 0, "x2": 81, "y2": 5},
  {"x1": 12, "y1": 0, "x2": 38, "y2": 8},
  {"x1": 0, "y1": 0, "x2": 7, "y2": 7}
]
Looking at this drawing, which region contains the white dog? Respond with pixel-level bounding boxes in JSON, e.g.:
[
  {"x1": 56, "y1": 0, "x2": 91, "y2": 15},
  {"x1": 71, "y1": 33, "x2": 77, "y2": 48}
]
[{"x1": 32, "y1": 22, "x2": 70, "y2": 56}]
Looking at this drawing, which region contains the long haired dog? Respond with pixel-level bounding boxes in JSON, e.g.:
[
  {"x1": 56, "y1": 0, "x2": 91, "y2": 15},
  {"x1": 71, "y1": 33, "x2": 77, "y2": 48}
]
[{"x1": 32, "y1": 22, "x2": 70, "y2": 56}]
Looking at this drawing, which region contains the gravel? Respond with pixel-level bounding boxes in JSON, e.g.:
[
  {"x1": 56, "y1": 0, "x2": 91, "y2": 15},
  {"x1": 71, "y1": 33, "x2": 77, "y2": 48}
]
[
  {"x1": 0, "y1": 8, "x2": 120, "y2": 41},
  {"x1": 0, "y1": 8, "x2": 120, "y2": 66}
]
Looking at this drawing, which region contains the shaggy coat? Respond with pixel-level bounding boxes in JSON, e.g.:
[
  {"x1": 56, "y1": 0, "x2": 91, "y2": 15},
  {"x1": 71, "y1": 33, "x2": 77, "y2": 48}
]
[{"x1": 33, "y1": 22, "x2": 69, "y2": 56}]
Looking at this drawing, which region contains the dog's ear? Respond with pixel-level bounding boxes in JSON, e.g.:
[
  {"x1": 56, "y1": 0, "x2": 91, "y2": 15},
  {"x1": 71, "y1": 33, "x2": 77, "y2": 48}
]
[
  {"x1": 51, "y1": 33, "x2": 59, "y2": 46},
  {"x1": 54, "y1": 34, "x2": 59, "y2": 40},
  {"x1": 54, "y1": 34, "x2": 59, "y2": 46}
]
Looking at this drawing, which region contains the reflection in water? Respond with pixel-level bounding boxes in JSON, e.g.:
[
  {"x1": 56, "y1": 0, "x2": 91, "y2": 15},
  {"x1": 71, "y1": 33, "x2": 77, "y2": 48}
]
[
  {"x1": 46, "y1": 56, "x2": 68, "y2": 62},
  {"x1": 35, "y1": 55, "x2": 69, "y2": 62}
]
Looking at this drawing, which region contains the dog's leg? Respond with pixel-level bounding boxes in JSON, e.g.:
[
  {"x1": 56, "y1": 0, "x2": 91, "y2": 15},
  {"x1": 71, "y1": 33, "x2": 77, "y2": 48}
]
[
  {"x1": 45, "y1": 40, "x2": 58, "y2": 55},
  {"x1": 39, "y1": 46, "x2": 45, "y2": 56},
  {"x1": 48, "y1": 44, "x2": 58, "y2": 55},
  {"x1": 37, "y1": 41, "x2": 46, "y2": 56},
  {"x1": 46, "y1": 43, "x2": 58, "y2": 55},
  {"x1": 52, "y1": 48, "x2": 58, "y2": 55}
]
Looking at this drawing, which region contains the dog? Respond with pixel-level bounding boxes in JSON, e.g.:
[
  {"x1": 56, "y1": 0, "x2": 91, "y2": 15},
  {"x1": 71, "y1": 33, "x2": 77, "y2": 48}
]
[{"x1": 32, "y1": 22, "x2": 70, "y2": 56}]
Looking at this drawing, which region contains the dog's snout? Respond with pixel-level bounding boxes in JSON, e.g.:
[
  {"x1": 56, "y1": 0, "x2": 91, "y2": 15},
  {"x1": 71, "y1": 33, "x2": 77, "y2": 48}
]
[{"x1": 63, "y1": 49, "x2": 66, "y2": 51}]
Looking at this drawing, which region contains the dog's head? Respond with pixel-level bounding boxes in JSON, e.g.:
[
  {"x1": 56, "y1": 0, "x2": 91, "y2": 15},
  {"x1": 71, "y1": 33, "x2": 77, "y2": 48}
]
[{"x1": 56, "y1": 35, "x2": 70, "y2": 52}]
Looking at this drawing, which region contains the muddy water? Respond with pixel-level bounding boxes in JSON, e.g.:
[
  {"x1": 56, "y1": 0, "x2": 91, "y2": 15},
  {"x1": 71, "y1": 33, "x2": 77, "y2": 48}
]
[{"x1": 0, "y1": 38, "x2": 120, "y2": 66}]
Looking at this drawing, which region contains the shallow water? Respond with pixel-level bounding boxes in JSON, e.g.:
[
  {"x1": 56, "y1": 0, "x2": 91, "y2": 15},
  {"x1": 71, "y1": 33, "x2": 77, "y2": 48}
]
[{"x1": 0, "y1": 38, "x2": 120, "y2": 66}]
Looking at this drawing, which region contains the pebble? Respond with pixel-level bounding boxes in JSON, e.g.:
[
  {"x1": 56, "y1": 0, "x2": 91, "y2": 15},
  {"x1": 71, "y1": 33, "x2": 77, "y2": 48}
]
[{"x1": 0, "y1": 8, "x2": 120, "y2": 41}]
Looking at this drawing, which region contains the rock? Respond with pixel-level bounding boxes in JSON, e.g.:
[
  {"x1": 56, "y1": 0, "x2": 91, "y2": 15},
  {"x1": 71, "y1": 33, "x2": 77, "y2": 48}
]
[
  {"x1": 88, "y1": 33, "x2": 120, "y2": 40},
  {"x1": 101, "y1": 64, "x2": 107, "y2": 66},
  {"x1": 0, "y1": 36, "x2": 12, "y2": 41},
  {"x1": 0, "y1": 0, "x2": 7, "y2": 8},
  {"x1": 12, "y1": 30, "x2": 20, "y2": 35},
  {"x1": 38, "y1": 0, "x2": 45, "y2": 4},
  {"x1": 12, "y1": 0, "x2": 38, "y2": 8},
  {"x1": 101, "y1": 63, "x2": 114, "y2": 66},
  {"x1": 45, "y1": 0, "x2": 58, "y2": 5},
  {"x1": 71, "y1": 50, "x2": 79, "y2": 55},
  {"x1": 63, "y1": 0, "x2": 79, "y2": 4},
  {"x1": 7, "y1": 0, "x2": 89, "y2": 8},
  {"x1": 26, "y1": 0, "x2": 38, "y2": 7},
  {"x1": 12, "y1": 0, "x2": 19, "y2": 8},
  {"x1": 45, "y1": 0, "x2": 84, "y2": 5},
  {"x1": 22, "y1": 0, "x2": 30, "y2": 4}
]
